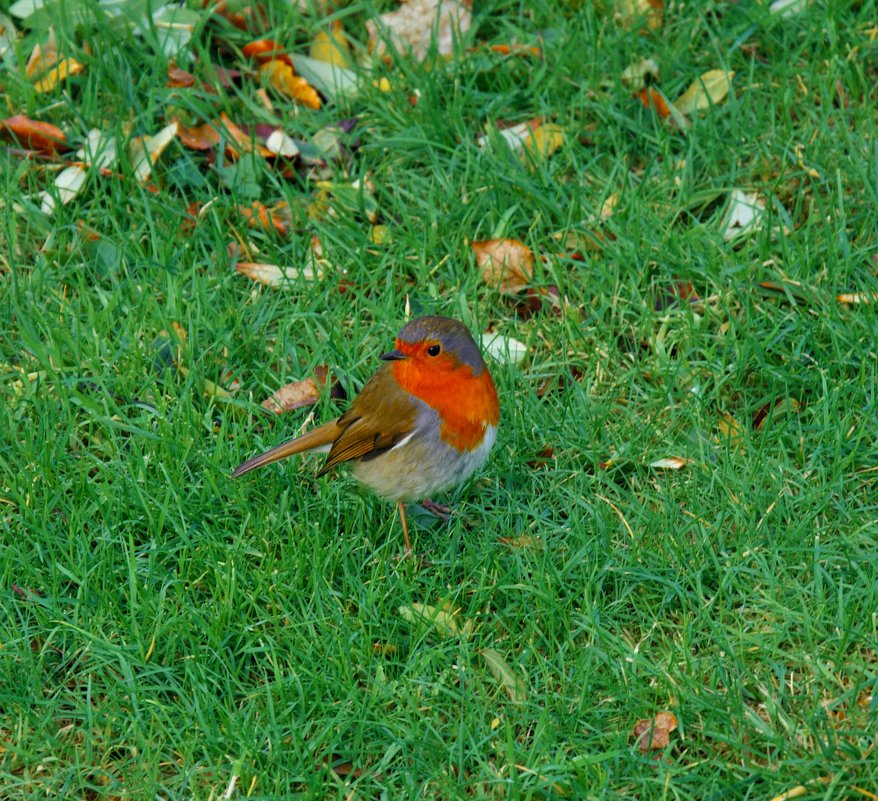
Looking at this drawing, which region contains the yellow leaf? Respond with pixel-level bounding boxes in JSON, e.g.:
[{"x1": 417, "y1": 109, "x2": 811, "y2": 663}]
[
  {"x1": 310, "y1": 21, "x2": 352, "y2": 68},
  {"x1": 259, "y1": 60, "x2": 321, "y2": 109},
  {"x1": 480, "y1": 648, "x2": 527, "y2": 704},
  {"x1": 399, "y1": 602, "x2": 471, "y2": 638},
  {"x1": 675, "y1": 69, "x2": 734, "y2": 114},
  {"x1": 33, "y1": 57, "x2": 85, "y2": 93},
  {"x1": 522, "y1": 123, "x2": 564, "y2": 162}
]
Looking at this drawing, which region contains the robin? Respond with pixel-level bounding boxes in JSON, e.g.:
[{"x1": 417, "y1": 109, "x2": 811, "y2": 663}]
[{"x1": 232, "y1": 316, "x2": 500, "y2": 553}]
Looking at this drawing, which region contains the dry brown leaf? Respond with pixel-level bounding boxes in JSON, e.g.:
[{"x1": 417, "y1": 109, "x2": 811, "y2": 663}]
[
  {"x1": 1, "y1": 115, "x2": 69, "y2": 155},
  {"x1": 675, "y1": 69, "x2": 734, "y2": 114},
  {"x1": 166, "y1": 64, "x2": 197, "y2": 88},
  {"x1": 261, "y1": 371, "x2": 326, "y2": 413},
  {"x1": 367, "y1": 0, "x2": 472, "y2": 61},
  {"x1": 633, "y1": 711, "x2": 678, "y2": 752},
  {"x1": 472, "y1": 238, "x2": 534, "y2": 294},
  {"x1": 175, "y1": 120, "x2": 222, "y2": 150}
]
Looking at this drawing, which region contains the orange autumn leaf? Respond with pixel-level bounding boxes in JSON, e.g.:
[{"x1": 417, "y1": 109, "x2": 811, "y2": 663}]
[
  {"x1": 240, "y1": 200, "x2": 291, "y2": 235},
  {"x1": 472, "y1": 238, "x2": 534, "y2": 294},
  {"x1": 0, "y1": 115, "x2": 69, "y2": 155},
  {"x1": 637, "y1": 86, "x2": 671, "y2": 118},
  {"x1": 175, "y1": 120, "x2": 221, "y2": 150},
  {"x1": 489, "y1": 43, "x2": 542, "y2": 58},
  {"x1": 259, "y1": 60, "x2": 321, "y2": 109},
  {"x1": 242, "y1": 38, "x2": 294, "y2": 68}
]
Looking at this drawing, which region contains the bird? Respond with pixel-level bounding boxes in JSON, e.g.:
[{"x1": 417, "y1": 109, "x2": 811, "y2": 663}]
[{"x1": 231, "y1": 315, "x2": 500, "y2": 553}]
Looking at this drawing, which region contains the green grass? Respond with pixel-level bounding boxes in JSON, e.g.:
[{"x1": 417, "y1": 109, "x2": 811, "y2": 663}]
[{"x1": 2, "y1": 0, "x2": 878, "y2": 798}]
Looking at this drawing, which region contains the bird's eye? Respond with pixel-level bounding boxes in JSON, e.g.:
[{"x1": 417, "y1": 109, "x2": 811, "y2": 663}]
[{"x1": 427, "y1": 344, "x2": 441, "y2": 357}]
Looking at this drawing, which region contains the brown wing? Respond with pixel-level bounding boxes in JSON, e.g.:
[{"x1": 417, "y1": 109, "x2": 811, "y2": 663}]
[{"x1": 317, "y1": 363, "x2": 420, "y2": 476}]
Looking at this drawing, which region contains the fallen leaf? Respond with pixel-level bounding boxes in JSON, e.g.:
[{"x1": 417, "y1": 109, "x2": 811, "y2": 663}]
[
  {"x1": 476, "y1": 117, "x2": 541, "y2": 152},
  {"x1": 752, "y1": 398, "x2": 802, "y2": 432},
  {"x1": 166, "y1": 64, "x2": 196, "y2": 87},
  {"x1": 239, "y1": 200, "x2": 291, "y2": 235},
  {"x1": 263, "y1": 128, "x2": 299, "y2": 158},
  {"x1": 259, "y1": 60, "x2": 321, "y2": 109},
  {"x1": 175, "y1": 120, "x2": 221, "y2": 150},
  {"x1": 150, "y1": 4, "x2": 200, "y2": 58},
  {"x1": 77, "y1": 128, "x2": 117, "y2": 169},
  {"x1": 472, "y1": 238, "x2": 534, "y2": 294},
  {"x1": 614, "y1": 0, "x2": 663, "y2": 32},
  {"x1": 40, "y1": 164, "x2": 86, "y2": 214},
  {"x1": 522, "y1": 123, "x2": 564, "y2": 163},
  {"x1": 399, "y1": 601, "x2": 471, "y2": 638},
  {"x1": 621, "y1": 57, "x2": 659, "y2": 90},
  {"x1": 497, "y1": 533, "x2": 542, "y2": 549},
  {"x1": 637, "y1": 86, "x2": 670, "y2": 117},
  {"x1": 836, "y1": 292, "x2": 878, "y2": 304},
  {"x1": 367, "y1": 0, "x2": 472, "y2": 61},
  {"x1": 261, "y1": 372, "x2": 324, "y2": 413},
  {"x1": 488, "y1": 43, "x2": 541, "y2": 58},
  {"x1": 0, "y1": 14, "x2": 17, "y2": 67},
  {"x1": 633, "y1": 711, "x2": 678, "y2": 752},
  {"x1": 715, "y1": 413, "x2": 744, "y2": 448},
  {"x1": 1, "y1": 115, "x2": 68, "y2": 155},
  {"x1": 480, "y1": 648, "x2": 527, "y2": 704},
  {"x1": 674, "y1": 69, "x2": 734, "y2": 114},
  {"x1": 242, "y1": 38, "x2": 294, "y2": 68},
  {"x1": 235, "y1": 260, "x2": 322, "y2": 286},
  {"x1": 25, "y1": 30, "x2": 59, "y2": 78},
  {"x1": 719, "y1": 189, "x2": 766, "y2": 241},
  {"x1": 770, "y1": 0, "x2": 810, "y2": 16},
  {"x1": 637, "y1": 87, "x2": 690, "y2": 129},
  {"x1": 480, "y1": 332, "x2": 528, "y2": 365},
  {"x1": 129, "y1": 121, "x2": 178, "y2": 183},
  {"x1": 291, "y1": 54, "x2": 359, "y2": 101},
  {"x1": 33, "y1": 56, "x2": 84, "y2": 92},
  {"x1": 648, "y1": 457, "x2": 688, "y2": 470},
  {"x1": 310, "y1": 20, "x2": 352, "y2": 68}
]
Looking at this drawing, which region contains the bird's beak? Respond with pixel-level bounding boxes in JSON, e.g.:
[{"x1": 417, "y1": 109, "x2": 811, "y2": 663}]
[{"x1": 380, "y1": 349, "x2": 406, "y2": 361}]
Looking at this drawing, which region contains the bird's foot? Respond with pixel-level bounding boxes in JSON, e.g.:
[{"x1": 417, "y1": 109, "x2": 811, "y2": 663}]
[{"x1": 420, "y1": 499, "x2": 454, "y2": 520}]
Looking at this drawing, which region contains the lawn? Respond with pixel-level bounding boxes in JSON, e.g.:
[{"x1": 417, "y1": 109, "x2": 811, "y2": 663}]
[{"x1": 1, "y1": 0, "x2": 877, "y2": 798}]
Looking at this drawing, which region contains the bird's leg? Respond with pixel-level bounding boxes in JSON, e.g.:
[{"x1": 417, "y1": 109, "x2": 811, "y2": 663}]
[
  {"x1": 397, "y1": 500, "x2": 413, "y2": 555},
  {"x1": 420, "y1": 498, "x2": 454, "y2": 520}
]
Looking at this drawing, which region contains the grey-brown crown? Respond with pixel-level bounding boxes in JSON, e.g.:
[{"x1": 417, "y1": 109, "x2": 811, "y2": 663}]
[{"x1": 396, "y1": 316, "x2": 486, "y2": 373}]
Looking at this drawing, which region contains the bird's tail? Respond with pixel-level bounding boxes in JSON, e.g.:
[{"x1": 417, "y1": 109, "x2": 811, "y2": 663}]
[{"x1": 231, "y1": 419, "x2": 341, "y2": 478}]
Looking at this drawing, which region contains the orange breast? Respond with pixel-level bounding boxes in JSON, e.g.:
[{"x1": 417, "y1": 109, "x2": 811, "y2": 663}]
[{"x1": 393, "y1": 359, "x2": 499, "y2": 451}]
